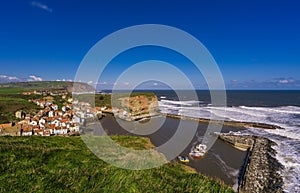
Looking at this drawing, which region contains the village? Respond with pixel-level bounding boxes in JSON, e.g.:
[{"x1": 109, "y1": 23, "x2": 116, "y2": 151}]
[
  {"x1": 0, "y1": 91, "x2": 103, "y2": 136},
  {"x1": 0, "y1": 89, "x2": 159, "y2": 136}
]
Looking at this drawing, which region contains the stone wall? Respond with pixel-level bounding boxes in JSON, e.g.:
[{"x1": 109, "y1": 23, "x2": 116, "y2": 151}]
[
  {"x1": 164, "y1": 114, "x2": 284, "y2": 130},
  {"x1": 214, "y1": 133, "x2": 284, "y2": 193},
  {"x1": 239, "y1": 137, "x2": 283, "y2": 193}
]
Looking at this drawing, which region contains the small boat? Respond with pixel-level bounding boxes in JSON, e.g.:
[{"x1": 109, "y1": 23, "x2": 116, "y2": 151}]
[
  {"x1": 189, "y1": 152, "x2": 202, "y2": 158},
  {"x1": 189, "y1": 144, "x2": 207, "y2": 158},
  {"x1": 195, "y1": 144, "x2": 207, "y2": 153},
  {"x1": 178, "y1": 156, "x2": 190, "y2": 163}
]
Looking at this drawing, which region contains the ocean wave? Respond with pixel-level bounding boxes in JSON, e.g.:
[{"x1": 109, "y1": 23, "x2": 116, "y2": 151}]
[
  {"x1": 160, "y1": 99, "x2": 202, "y2": 106},
  {"x1": 239, "y1": 106, "x2": 300, "y2": 115}
]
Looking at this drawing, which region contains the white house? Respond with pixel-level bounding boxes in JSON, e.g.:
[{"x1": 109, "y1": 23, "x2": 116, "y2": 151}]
[
  {"x1": 39, "y1": 118, "x2": 46, "y2": 126},
  {"x1": 22, "y1": 130, "x2": 32, "y2": 136},
  {"x1": 69, "y1": 124, "x2": 79, "y2": 132},
  {"x1": 22, "y1": 127, "x2": 32, "y2": 136},
  {"x1": 30, "y1": 120, "x2": 38, "y2": 126},
  {"x1": 51, "y1": 105, "x2": 58, "y2": 111},
  {"x1": 45, "y1": 101, "x2": 52, "y2": 107},
  {"x1": 52, "y1": 120, "x2": 60, "y2": 127},
  {"x1": 43, "y1": 129, "x2": 51, "y2": 136},
  {"x1": 34, "y1": 129, "x2": 43, "y2": 136},
  {"x1": 48, "y1": 111, "x2": 54, "y2": 118},
  {"x1": 54, "y1": 127, "x2": 68, "y2": 135}
]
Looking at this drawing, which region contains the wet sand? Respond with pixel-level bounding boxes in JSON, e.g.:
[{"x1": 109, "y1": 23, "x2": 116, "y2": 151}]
[{"x1": 98, "y1": 114, "x2": 247, "y2": 186}]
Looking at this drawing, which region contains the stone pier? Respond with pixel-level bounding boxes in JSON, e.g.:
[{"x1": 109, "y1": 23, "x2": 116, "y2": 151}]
[{"x1": 215, "y1": 133, "x2": 284, "y2": 193}]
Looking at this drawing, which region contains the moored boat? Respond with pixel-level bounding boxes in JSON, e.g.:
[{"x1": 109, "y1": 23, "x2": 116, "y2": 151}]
[
  {"x1": 189, "y1": 152, "x2": 202, "y2": 158},
  {"x1": 177, "y1": 155, "x2": 190, "y2": 163},
  {"x1": 189, "y1": 143, "x2": 207, "y2": 158}
]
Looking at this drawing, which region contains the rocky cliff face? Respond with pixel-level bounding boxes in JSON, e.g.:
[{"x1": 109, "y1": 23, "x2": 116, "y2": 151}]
[{"x1": 116, "y1": 93, "x2": 160, "y2": 120}]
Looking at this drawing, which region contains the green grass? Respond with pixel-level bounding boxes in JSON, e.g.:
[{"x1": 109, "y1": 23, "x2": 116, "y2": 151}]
[
  {"x1": 0, "y1": 136, "x2": 234, "y2": 193},
  {"x1": 0, "y1": 95, "x2": 42, "y2": 124},
  {"x1": 0, "y1": 87, "x2": 27, "y2": 94},
  {"x1": 0, "y1": 81, "x2": 94, "y2": 94},
  {"x1": 0, "y1": 81, "x2": 70, "y2": 94},
  {"x1": 95, "y1": 94, "x2": 112, "y2": 107}
]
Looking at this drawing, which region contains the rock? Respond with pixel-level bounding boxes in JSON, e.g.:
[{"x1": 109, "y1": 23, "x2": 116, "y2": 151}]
[{"x1": 238, "y1": 137, "x2": 284, "y2": 193}]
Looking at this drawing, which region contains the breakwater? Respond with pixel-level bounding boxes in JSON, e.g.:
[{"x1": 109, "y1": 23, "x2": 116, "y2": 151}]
[
  {"x1": 164, "y1": 113, "x2": 284, "y2": 130},
  {"x1": 215, "y1": 133, "x2": 283, "y2": 193}
]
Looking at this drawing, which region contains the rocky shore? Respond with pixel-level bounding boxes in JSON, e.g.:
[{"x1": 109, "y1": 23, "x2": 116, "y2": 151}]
[{"x1": 215, "y1": 133, "x2": 284, "y2": 193}]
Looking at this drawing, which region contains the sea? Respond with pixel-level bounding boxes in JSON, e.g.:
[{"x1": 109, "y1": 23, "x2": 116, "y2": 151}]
[{"x1": 152, "y1": 90, "x2": 300, "y2": 193}]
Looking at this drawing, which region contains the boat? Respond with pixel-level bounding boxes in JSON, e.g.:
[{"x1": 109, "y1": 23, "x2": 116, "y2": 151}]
[
  {"x1": 195, "y1": 144, "x2": 207, "y2": 152},
  {"x1": 189, "y1": 152, "x2": 202, "y2": 158},
  {"x1": 189, "y1": 144, "x2": 207, "y2": 158},
  {"x1": 177, "y1": 156, "x2": 190, "y2": 163}
]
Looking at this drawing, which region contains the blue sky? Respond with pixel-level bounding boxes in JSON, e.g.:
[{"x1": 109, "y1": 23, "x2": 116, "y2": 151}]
[{"x1": 0, "y1": 0, "x2": 300, "y2": 89}]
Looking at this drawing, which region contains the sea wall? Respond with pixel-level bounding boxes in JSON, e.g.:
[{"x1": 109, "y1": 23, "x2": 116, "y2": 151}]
[
  {"x1": 215, "y1": 133, "x2": 283, "y2": 193},
  {"x1": 239, "y1": 137, "x2": 283, "y2": 193},
  {"x1": 164, "y1": 114, "x2": 284, "y2": 130}
]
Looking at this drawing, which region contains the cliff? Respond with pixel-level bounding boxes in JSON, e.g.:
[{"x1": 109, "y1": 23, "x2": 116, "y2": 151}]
[{"x1": 113, "y1": 92, "x2": 160, "y2": 121}]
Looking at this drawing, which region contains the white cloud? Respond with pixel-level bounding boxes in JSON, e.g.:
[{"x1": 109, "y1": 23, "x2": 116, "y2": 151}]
[
  {"x1": 87, "y1": 81, "x2": 93, "y2": 84},
  {"x1": 278, "y1": 78, "x2": 295, "y2": 84},
  {"x1": 0, "y1": 75, "x2": 20, "y2": 81},
  {"x1": 56, "y1": 79, "x2": 73, "y2": 82},
  {"x1": 30, "y1": 1, "x2": 53, "y2": 12},
  {"x1": 28, "y1": 75, "x2": 43, "y2": 81},
  {"x1": 227, "y1": 77, "x2": 300, "y2": 89},
  {"x1": 153, "y1": 82, "x2": 158, "y2": 86},
  {"x1": 8, "y1": 76, "x2": 19, "y2": 80},
  {"x1": 279, "y1": 79, "x2": 289, "y2": 84}
]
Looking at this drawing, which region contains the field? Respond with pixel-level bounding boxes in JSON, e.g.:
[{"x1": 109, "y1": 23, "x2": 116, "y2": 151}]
[
  {"x1": 0, "y1": 81, "x2": 73, "y2": 94},
  {"x1": 0, "y1": 136, "x2": 234, "y2": 193},
  {"x1": 0, "y1": 94, "x2": 42, "y2": 124}
]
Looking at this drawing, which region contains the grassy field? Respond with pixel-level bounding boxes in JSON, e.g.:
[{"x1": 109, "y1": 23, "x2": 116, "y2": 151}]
[
  {"x1": 0, "y1": 81, "x2": 73, "y2": 94},
  {"x1": 0, "y1": 136, "x2": 234, "y2": 193},
  {"x1": 0, "y1": 94, "x2": 42, "y2": 124},
  {"x1": 0, "y1": 81, "x2": 75, "y2": 123}
]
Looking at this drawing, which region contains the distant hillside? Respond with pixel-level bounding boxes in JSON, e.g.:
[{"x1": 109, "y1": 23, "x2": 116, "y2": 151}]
[
  {"x1": 0, "y1": 81, "x2": 94, "y2": 94},
  {"x1": 0, "y1": 136, "x2": 234, "y2": 193}
]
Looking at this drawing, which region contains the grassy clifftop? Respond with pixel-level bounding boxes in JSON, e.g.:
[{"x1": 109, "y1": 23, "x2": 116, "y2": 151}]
[
  {"x1": 0, "y1": 81, "x2": 71, "y2": 94},
  {"x1": 0, "y1": 81, "x2": 94, "y2": 94},
  {"x1": 0, "y1": 136, "x2": 234, "y2": 193}
]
